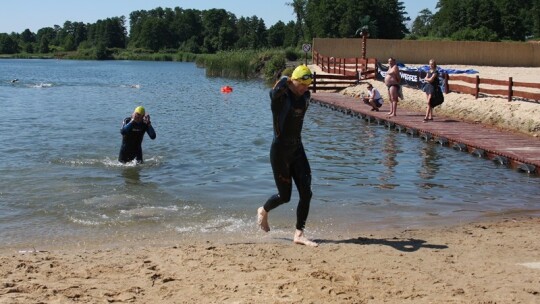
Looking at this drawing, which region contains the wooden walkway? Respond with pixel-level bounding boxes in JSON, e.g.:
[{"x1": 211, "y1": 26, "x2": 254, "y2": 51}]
[{"x1": 311, "y1": 92, "x2": 540, "y2": 175}]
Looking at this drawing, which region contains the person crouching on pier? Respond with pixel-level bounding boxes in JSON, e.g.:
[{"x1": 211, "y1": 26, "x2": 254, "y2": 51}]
[{"x1": 361, "y1": 83, "x2": 384, "y2": 111}]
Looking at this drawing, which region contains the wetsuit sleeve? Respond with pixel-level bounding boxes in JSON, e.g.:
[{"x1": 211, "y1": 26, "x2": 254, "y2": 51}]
[
  {"x1": 269, "y1": 76, "x2": 290, "y2": 101},
  {"x1": 146, "y1": 124, "x2": 156, "y2": 140},
  {"x1": 304, "y1": 91, "x2": 312, "y2": 108},
  {"x1": 120, "y1": 117, "x2": 133, "y2": 135}
]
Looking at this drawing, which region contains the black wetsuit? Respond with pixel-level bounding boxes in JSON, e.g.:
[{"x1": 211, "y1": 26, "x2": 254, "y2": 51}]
[
  {"x1": 263, "y1": 77, "x2": 312, "y2": 231},
  {"x1": 118, "y1": 117, "x2": 156, "y2": 163}
]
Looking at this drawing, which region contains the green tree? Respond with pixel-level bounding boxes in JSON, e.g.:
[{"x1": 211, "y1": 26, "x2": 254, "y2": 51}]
[
  {"x1": 57, "y1": 21, "x2": 88, "y2": 51},
  {"x1": 20, "y1": 29, "x2": 36, "y2": 43},
  {"x1": 451, "y1": 26, "x2": 499, "y2": 41},
  {"x1": 431, "y1": 0, "x2": 534, "y2": 41},
  {"x1": 283, "y1": 21, "x2": 299, "y2": 47},
  {"x1": 534, "y1": 0, "x2": 540, "y2": 37},
  {"x1": 235, "y1": 16, "x2": 267, "y2": 49},
  {"x1": 267, "y1": 21, "x2": 286, "y2": 47},
  {"x1": 288, "y1": 0, "x2": 308, "y2": 43},
  {"x1": 87, "y1": 17, "x2": 127, "y2": 48},
  {"x1": 35, "y1": 27, "x2": 56, "y2": 53},
  {"x1": 170, "y1": 8, "x2": 203, "y2": 50},
  {"x1": 201, "y1": 9, "x2": 236, "y2": 53},
  {"x1": 302, "y1": 0, "x2": 408, "y2": 39},
  {"x1": 411, "y1": 9, "x2": 433, "y2": 37},
  {"x1": 371, "y1": 0, "x2": 410, "y2": 39},
  {"x1": 139, "y1": 18, "x2": 172, "y2": 51},
  {"x1": 0, "y1": 33, "x2": 19, "y2": 54},
  {"x1": 38, "y1": 36, "x2": 50, "y2": 53}
]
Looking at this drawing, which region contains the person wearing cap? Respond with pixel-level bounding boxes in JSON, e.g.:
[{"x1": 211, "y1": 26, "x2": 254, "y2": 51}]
[
  {"x1": 257, "y1": 64, "x2": 318, "y2": 247},
  {"x1": 118, "y1": 106, "x2": 156, "y2": 164},
  {"x1": 361, "y1": 83, "x2": 383, "y2": 111}
]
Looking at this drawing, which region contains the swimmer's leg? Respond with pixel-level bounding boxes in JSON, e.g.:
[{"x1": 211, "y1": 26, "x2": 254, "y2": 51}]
[{"x1": 257, "y1": 206, "x2": 270, "y2": 232}]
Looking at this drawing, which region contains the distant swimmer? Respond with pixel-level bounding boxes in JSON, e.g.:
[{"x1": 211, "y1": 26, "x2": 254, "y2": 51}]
[
  {"x1": 10, "y1": 79, "x2": 18, "y2": 83},
  {"x1": 118, "y1": 106, "x2": 156, "y2": 164}
]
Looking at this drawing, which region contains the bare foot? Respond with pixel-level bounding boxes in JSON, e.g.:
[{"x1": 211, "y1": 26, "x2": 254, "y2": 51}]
[
  {"x1": 257, "y1": 207, "x2": 270, "y2": 232},
  {"x1": 293, "y1": 230, "x2": 318, "y2": 247}
]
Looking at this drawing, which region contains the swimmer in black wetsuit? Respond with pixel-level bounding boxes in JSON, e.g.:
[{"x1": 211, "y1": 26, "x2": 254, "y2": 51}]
[
  {"x1": 257, "y1": 65, "x2": 318, "y2": 247},
  {"x1": 118, "y1": 106, "x2": 156, "y2": 164}
]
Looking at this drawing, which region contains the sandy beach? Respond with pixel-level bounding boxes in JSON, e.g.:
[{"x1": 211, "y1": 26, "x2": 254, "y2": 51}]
[
  {"x1": 1, "y1": 64, "x2": 539, "y2": 303},
  {"x1": 1, "y1": 217, "x2": 539, "y2": 303}
]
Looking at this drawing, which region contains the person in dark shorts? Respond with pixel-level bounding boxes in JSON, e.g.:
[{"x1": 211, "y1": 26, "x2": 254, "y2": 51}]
[
  {"x1": 257, "y1": 64, "x2": 318, "y2": 247},
  {"x1": 118, "y1": 106, "x2": 156, "y2": 164},
  {"x1": 384, "y1": 57, "x2": 401, "y2": 117}
]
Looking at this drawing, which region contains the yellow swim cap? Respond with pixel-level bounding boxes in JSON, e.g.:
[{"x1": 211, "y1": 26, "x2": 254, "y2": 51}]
[
  {"x1": 134, "y1": 106, "x2": 145, "y2": 115},
  {"x1": 291, "y1": 65, "x2": 313, "y2": 85}
]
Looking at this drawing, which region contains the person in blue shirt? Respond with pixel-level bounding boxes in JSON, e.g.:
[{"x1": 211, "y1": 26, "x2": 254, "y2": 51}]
[
  {"x1": 118, "y1": 106, "x2": 156, "y2": 164},
  {"x1": 257, "y1": 65, "x2": 318, "y2": 247}
]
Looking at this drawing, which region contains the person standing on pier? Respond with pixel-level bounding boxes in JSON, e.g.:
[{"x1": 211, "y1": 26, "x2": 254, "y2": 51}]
[
  {"x1": 257, "y1": 64, "x2": 318, "y2": 247},
  {"x1": 422, "y1": 59, "x2": 442, "y2": 122},
  {"x1": 385, "y1": 57, "x2": 401, "y2": 117}
]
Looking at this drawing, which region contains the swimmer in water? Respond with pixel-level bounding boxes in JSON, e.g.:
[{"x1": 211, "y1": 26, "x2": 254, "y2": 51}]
[{"x1": 118, "y1": 106, "x2": 156, "y2": 164}]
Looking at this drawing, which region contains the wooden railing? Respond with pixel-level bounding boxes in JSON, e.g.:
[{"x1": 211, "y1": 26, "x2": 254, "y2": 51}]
[
  {"x1": 313, "y1": 48, "x2": 540, "y2": 102},
  {"x1": 313, "y1": 50, "x2": 377, "y2": 80},
  {"x1": 443, "y1": 74, "x2": 540, "y2": 102},
  {"x1": 310, "y1": 72, "x2": 359, "y2": 93}
]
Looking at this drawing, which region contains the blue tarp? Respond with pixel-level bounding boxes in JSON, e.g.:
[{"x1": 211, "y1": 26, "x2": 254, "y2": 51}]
[{"x1": 397, "y1": 63, "x2": 478, "y2": 75}]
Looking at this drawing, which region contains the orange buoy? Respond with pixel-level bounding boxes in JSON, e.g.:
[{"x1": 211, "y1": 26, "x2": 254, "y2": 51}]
[{"x1": 220, "y1": 86, "x2": 233, "y2": 93}]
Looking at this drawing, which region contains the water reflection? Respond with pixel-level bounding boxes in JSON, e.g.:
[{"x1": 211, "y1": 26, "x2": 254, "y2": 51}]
[
  {"x1": 121, "y1": 167, "x2": 141, "y2": 185},
  {"x1": 419, "y1": 142, "x2": 440, "y2": 181},
  {"x1": 379, "y1": 131, "x2": 399, "y2": 189}
]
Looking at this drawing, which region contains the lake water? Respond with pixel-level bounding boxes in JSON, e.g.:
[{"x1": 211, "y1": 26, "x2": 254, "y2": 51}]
[{"x1": 1, "y1": 59, "x2": 539, "y2": 249}]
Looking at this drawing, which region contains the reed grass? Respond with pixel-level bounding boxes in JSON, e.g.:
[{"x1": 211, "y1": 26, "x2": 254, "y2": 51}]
[{"x1": 196, "y1": 50, "x2": 259, "y2": 78}]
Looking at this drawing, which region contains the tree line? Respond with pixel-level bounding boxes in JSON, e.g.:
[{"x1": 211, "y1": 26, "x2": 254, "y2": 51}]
[
  {"x1": 411, "y1": 0, "x2": 540, "y2": 41},
  {"x1": 1, "y1": 0, "x2": 538, "y2": 58}
]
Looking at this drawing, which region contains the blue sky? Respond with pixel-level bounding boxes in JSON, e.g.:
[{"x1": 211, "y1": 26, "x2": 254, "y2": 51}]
[{"x1": 0, "y1": 0, "x2": 438, "y2": 34}]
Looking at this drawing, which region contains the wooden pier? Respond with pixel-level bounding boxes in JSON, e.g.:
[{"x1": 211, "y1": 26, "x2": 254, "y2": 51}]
[{"x1": 311, "y1": 92, "x2": 540, "y2": 175}]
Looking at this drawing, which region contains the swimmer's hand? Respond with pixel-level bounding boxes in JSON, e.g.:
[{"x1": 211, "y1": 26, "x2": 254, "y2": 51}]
[
  {"x1": 143, "y1": 114, "x2": 151, "y2": 124},
  {"x1": 274, "y1": 76, "x2": 289, "y2": 90},
  {"x1": 271, "y1": 76, "x2": 290, "y2": 99}
]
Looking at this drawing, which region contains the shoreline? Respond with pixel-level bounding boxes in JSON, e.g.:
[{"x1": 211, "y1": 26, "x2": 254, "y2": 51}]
[
  {"x1": 1, "y1": 215, "x2": 539, "y2": 303},
  {"x1": 5, "y1": 205, "x2": 539, "y2": 255}
]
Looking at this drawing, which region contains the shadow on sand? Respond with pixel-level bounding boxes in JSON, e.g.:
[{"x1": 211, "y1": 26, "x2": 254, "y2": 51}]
[{"x1": 315, "y1": 236, "x2": 449, "y2": 252}]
